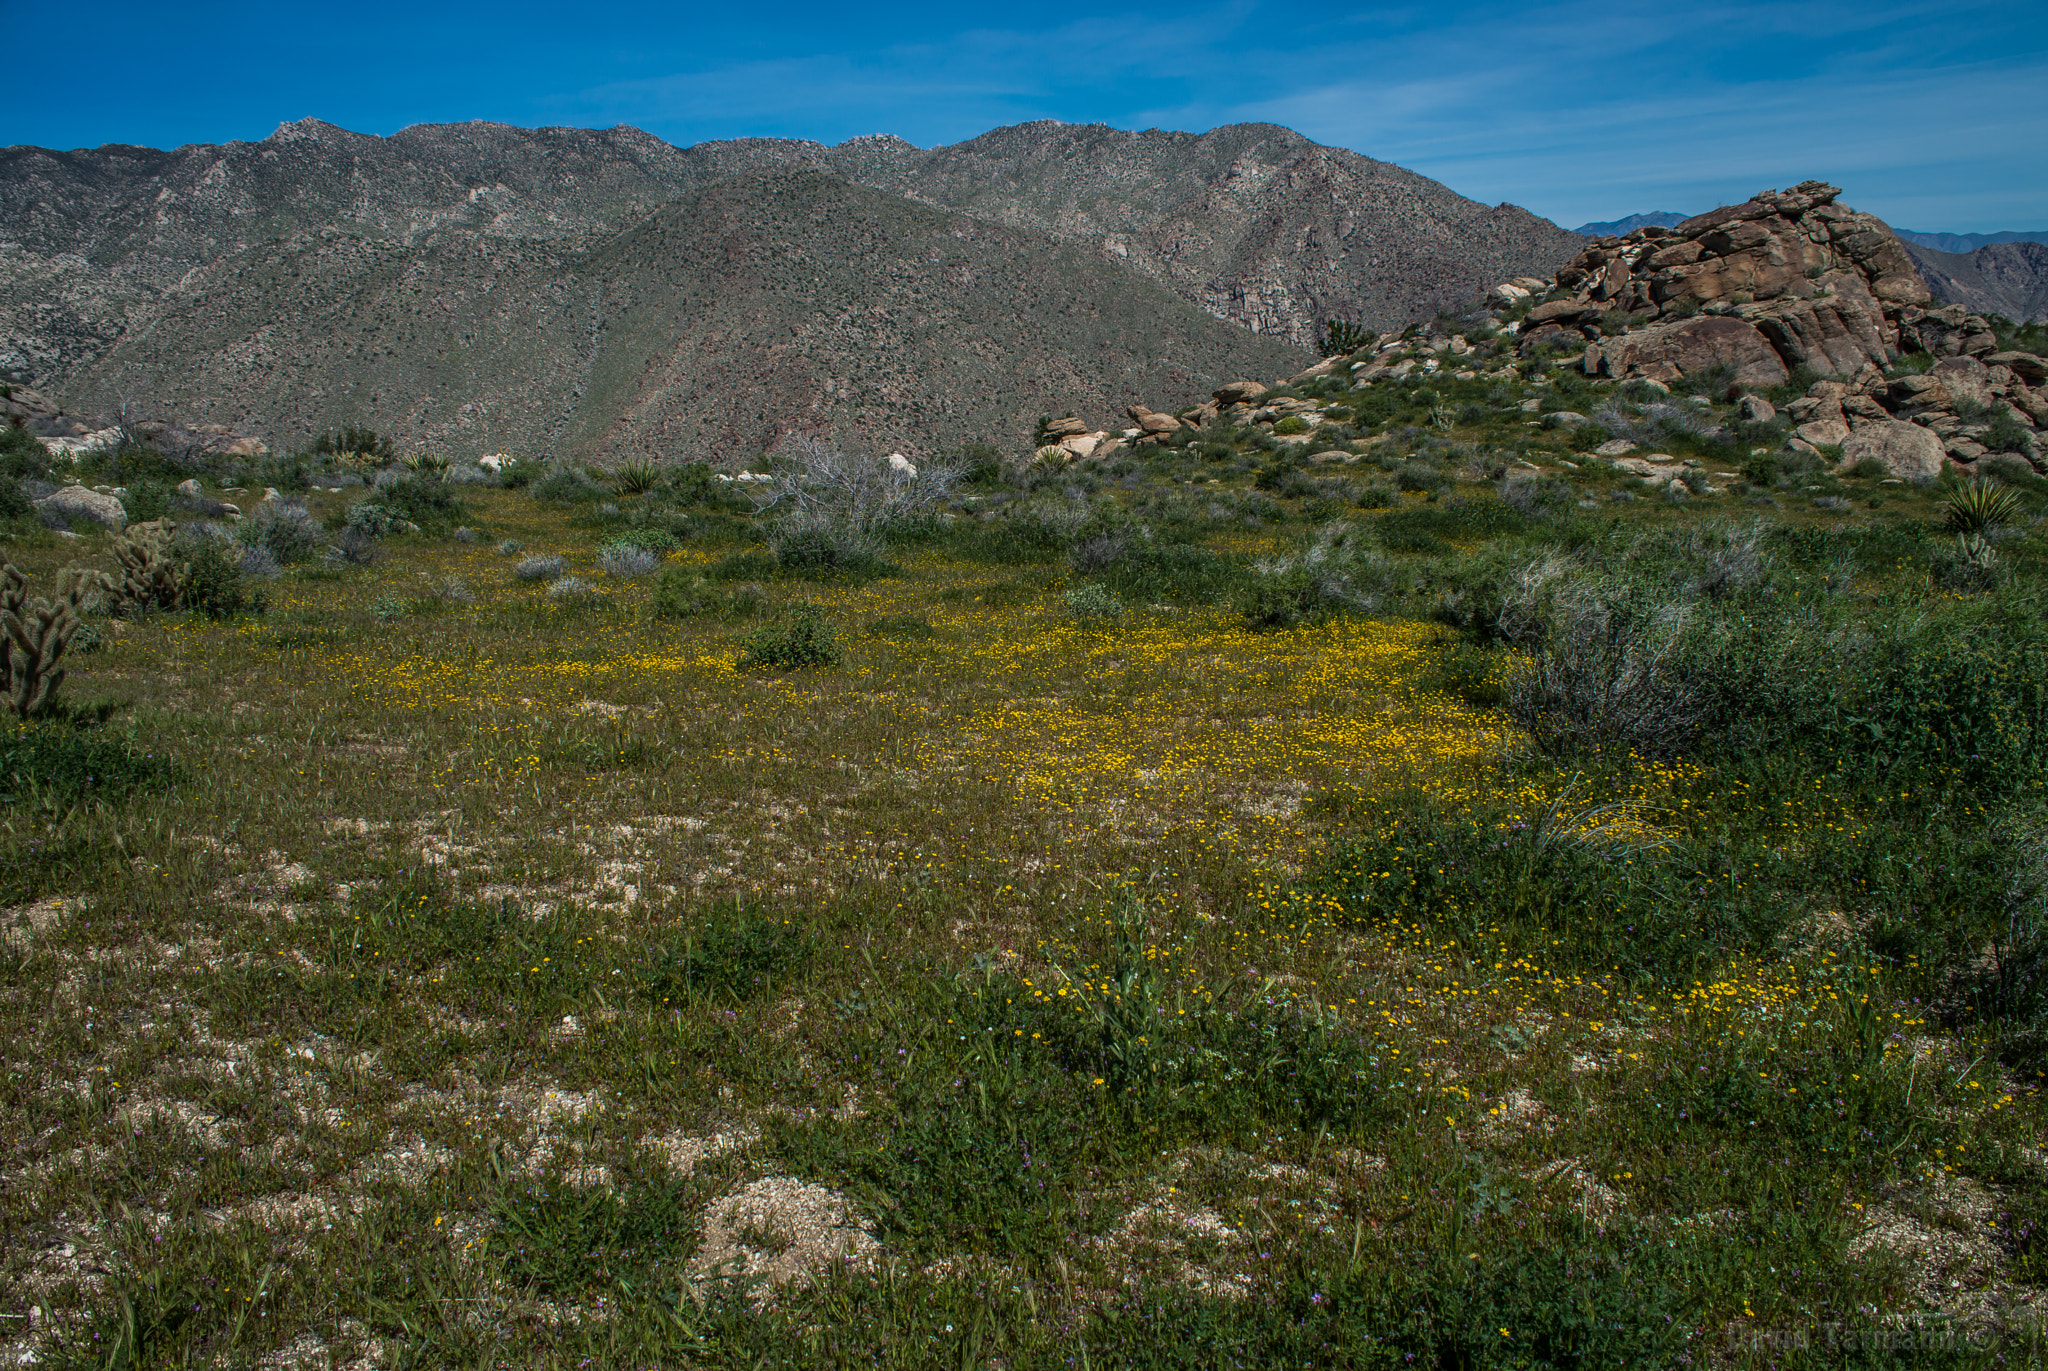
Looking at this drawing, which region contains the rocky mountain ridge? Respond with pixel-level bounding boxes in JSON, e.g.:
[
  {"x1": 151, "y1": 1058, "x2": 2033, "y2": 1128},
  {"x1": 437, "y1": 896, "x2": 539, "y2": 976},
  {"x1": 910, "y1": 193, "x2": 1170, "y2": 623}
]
[
  {"x1": 1899, "y1": 241, "x2": 2048, "y2": 327},
  {"x1": 48, "y1": 170, "x2": 1309, "y2": 464},
  {"x1": 0, "y1": 116, "x2": 1581, "y2": 414}
]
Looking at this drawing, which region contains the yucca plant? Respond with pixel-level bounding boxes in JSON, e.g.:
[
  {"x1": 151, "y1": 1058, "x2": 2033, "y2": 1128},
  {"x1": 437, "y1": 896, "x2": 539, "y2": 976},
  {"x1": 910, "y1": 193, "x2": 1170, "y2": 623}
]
[
  {"x1": 613, "y1": 458, "x2": 662, "y2": 495},
  {"x1": 404, "y1": 451, "x2": 451, "y2": 480},
  {"x1": 1944, "y1": 476, "x2": 2024, "y2": 534}
]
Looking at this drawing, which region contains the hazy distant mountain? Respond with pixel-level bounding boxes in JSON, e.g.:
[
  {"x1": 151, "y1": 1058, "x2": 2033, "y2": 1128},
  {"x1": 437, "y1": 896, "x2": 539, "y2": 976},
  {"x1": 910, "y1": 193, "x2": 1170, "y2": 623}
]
[
  {"x1": 1571, "y1": 211, "x2": 1689, "y2": 237},
  {"x1": 0, "y1": 117, "x2": 1583, "y2": 458},
  {"x1": 1902, "y1": 241, "x2": 2048, "y2": 323},
  {"x1": 1894, "y1": 229, "x2": 2048, "y2": 254},
  {"x1": 59, "y1": 170, "x2": 1310, "y2": 462}
]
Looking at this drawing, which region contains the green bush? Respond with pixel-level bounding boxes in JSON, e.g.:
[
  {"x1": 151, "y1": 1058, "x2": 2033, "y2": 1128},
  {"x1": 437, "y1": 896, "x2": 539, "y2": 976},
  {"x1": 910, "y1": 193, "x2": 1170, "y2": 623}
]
[
  {"x1": 530, "y1": 465, "x2": 607, "y2": 504},
  {"x1": 1092, "y1": 542, "x2": 1244, "y2": 606},
  {"x1": 233, "y1": 500, "x2": 321, "y2": 565},
  {"x1": 1238, "y1": 569, "x2": 1342, "y2": 630},
  {"x1": 1062, "y1": 581, "x2": 1124, "y2": 620},
  {"x1": 368, "y1": 476, "x2": 465, "y2": 532},
  {"x1": 0, "y1": 423, "x2": 51, "y2": 482},
  {"x1": 120, "y1": 481, "x2": 171, "y2": 524},
  {"x1": 0, "y1": 477, "x2": 32, "y2": 523},
  {"x1": 771, "y1": 526, "x2": 899, "y2": 583},
  {"x1": 174, "y1": 535, "x2": 265, "y2": 620},
  {"x1": 739, "y1": 603, "x2": 842, "y2": 669}
]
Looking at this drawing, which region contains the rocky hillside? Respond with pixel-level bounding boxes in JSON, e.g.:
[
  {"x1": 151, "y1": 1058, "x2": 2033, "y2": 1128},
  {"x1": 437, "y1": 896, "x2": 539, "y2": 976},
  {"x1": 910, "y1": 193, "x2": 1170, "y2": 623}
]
[
  {"x1": 832, "y1": 121, "x2": 1583, "y2": 346},
  {"x1": 58, "y1": 170, "x2": 1307, "y2": 463},
  {"x1": 0, "y1": 117, "x2": 1577, "y2": 434},
  {"x1": 1901, "y1": 241, "x2": 2048, "y2": 324}
]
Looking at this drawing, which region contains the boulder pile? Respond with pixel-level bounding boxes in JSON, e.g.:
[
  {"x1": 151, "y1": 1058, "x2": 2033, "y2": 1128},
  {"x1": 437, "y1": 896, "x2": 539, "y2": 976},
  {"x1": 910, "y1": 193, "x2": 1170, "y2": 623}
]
[
  {"x1": 1483, "y1": 182, "x2": 2046, "y2": 474},
  {"x1": 2, "y1": 385, "x2": 269, "y2": 461}
]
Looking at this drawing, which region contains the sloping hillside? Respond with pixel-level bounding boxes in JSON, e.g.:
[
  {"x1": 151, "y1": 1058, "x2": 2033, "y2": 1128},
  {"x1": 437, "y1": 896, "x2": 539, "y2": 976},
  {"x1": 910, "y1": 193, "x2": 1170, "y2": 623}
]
[{"x1": 65, "y1": 170, "x2": 1309, "y2": 461}]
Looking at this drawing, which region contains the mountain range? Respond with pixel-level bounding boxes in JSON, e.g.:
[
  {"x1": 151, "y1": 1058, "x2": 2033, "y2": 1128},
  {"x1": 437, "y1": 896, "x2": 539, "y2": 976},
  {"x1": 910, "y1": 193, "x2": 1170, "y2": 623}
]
[{"x1": 0, "y1": 118, "x2": 1583, "y2": 461}]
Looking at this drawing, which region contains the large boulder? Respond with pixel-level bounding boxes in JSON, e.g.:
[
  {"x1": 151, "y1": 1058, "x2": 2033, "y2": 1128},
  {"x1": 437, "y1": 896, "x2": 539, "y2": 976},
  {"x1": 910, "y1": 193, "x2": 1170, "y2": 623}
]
[
  {"x1": 35, "y1": 484, "x2": 127, "y2": 530},
  {"x1": 1212, "y1": 381, "x2": 1268, "y2": 404},
  {"x1": 1750, "y1": 271, "x2": 1892, "y2": 377},
  {"x1": 1596, "y1": 315, "x2": 1789, "y2": 387},
  {"x1": 1930, "y1": 356, "x2": 1994, "y2": 409},
  {"x1": 1839, "y1": 421, "x2": 1945, "y2": 480}
]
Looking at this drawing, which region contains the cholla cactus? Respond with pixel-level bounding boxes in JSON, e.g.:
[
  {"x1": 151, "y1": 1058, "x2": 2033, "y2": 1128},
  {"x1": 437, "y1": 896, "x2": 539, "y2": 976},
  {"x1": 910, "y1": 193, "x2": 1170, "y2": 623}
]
[
  {"x1": 108, "y1": 521, "x2": 183, "y2": 613},
  {"x1": 0, "y1": 558, "x2": 111, "y2": 717}
]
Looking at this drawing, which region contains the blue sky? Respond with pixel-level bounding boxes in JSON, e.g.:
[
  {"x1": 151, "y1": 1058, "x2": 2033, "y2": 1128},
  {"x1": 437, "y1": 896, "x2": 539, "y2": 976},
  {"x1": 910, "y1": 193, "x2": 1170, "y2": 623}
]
[{"x1": 7, "y1": 0, "x2": 2045, "y2": 231}]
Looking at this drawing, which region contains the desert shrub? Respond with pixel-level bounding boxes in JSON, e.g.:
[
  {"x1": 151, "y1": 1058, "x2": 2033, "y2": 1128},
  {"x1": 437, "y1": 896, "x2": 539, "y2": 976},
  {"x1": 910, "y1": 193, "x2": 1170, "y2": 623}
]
[
  {"x1": 1272, "y1": 415, "x2": 1309, "y2": 436},
  {"x1": 514, "y1": 554, "x2": 568, "y2": 583},
  {"x1": 233, "y1": 500, "x2": 321, "y2": 565},
  {"x1": 650, "y1": 570, "x2": 762, "y2": 621},
  {"x1": 1499, "y1": 475, "x2": 1578, "y2": 521},
  {"x1": 1357, "y1": 482, "x2": 1395, "y2": 510},
  {"x1": 770, "y1": 521, "x2": 899, "y2": 583},
  {"x1": 496, "y1": 539, "x2": 523, "y2": 556},
  {"x1": 595, "y1": 541, "x2": 662, "y2": 578},
  {"x1": 1240, "y1": 525, "x2": 1406, "y2": 628},
  {"x1": 530, "y1": 464, "x2": 608, "y2": 504},
  {"x1": 172, "y1": 531, "x2": 264, "y2": 620},
  {"x1": 546, "y1": 576, "x2": 602, "y2": 605},
  {"x1": 236, "y1": 543, "x2": 282, "y2": 579},
  {"x1": 120, "y1": 481, "x2": 170, "y2": 524},
  {"x1": 368, "y1": 475, "x2": 464, "y2": 532},
  {"x1": 740, "y1": 603, "x2": 842, "y2": 669},
  {"x1": 1091, "y1": 541, "x2": 1243, "y2": 606},
  {"x1": 1062, "y1": 581, "x2": 1124, "y2": 620},
  {"x1": 761, "y1": 436, "x2": 960, "y2": 544},
  {"x1": 1933, "y1": 533, "x2": 2005, "y2": 591},
  {"x1": 0, "y1": 722, "x2": 181, "y2": 808},
  {"x1": 341, "y1": 500, "x2": 394, "y2": 536},
  {"x1": 0, "y1": 423, "x2": 53, "y2": 482},
  {"x1": 1390, "y1": 460, "x2": 1448, "y2": 495},
  {"x1": 951, "y1": 442, "x2": 1005, "y2": 487},
  {"x1": 497, "y1": 458, "x2": 541, "y2": 489},
  {"x1": 324, "y1": 525, "x2": 380, "y2": 566},
  {"x1": 0, "y1": 477, "x2": 32, "y2": 524},
  {"x1": 957, "y1": 503, "x2": 1088, "y2": 563},
  {"x1": 1507, "y1": 581, "x2": 1700, "y2": 758}
]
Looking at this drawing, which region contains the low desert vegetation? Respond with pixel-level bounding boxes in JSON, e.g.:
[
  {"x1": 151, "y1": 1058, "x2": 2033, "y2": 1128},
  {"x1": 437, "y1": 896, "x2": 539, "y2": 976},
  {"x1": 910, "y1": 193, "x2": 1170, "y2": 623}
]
[{"x1": 5, "y1": 378, "x2": 2048, "y2": 1368}]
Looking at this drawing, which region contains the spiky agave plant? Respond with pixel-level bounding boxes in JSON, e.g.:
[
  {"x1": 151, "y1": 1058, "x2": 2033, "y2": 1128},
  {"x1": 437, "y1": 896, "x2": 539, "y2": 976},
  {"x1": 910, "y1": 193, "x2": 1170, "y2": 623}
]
[
  {"x1": 613, "y1": 458, "x2": 662, "y2": 495},
  {"x1": 1944, "y1": 476, "x2": 2025, "y2": 534}
]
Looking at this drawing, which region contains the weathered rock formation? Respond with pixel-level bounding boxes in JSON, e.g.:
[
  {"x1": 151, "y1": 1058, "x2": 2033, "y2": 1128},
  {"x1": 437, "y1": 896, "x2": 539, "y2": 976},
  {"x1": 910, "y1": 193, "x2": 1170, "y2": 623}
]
[{"x1": 1527, "y1": 181, "x2": 1930, "y2": 388}]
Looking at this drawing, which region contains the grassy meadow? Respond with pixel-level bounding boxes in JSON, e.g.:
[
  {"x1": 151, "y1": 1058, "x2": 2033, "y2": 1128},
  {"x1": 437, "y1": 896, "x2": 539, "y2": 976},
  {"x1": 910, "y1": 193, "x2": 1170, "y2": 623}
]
[{"x1": 6, "y1": 349, "x2": 2048, "y2": 1368}]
